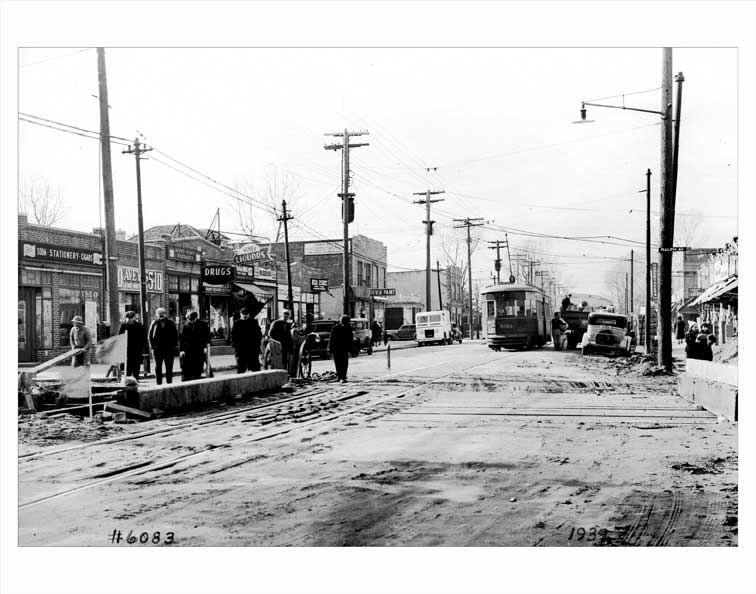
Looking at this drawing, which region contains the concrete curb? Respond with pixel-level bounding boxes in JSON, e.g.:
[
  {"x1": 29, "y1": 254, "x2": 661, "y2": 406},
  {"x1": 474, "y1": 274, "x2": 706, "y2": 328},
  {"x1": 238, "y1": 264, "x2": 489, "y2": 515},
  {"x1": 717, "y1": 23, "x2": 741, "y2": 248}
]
[
  {"x1": 680, "y1": 359, "x2": 738, "y2": 421},
  {"x1": 130, "y1": 370, "x2": 288, "y2": 412}
]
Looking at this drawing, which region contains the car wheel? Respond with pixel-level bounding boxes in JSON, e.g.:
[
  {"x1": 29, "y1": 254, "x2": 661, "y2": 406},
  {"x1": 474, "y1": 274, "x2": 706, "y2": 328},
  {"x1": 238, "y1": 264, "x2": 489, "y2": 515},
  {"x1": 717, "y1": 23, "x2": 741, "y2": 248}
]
[
  {"x1": 367, "y1": 346, "x2": 373, "y2": 355},
  {"x1": 582, "y1": 346, "x2": 591, "y2": 356}
]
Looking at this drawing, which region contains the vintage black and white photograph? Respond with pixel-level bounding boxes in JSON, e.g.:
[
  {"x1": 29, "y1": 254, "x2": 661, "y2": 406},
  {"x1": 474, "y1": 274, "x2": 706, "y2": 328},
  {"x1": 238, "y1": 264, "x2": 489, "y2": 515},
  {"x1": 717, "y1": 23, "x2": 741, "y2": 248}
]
[{"x1": 2, "y1": 2, "x2": 754, "y2": 594}]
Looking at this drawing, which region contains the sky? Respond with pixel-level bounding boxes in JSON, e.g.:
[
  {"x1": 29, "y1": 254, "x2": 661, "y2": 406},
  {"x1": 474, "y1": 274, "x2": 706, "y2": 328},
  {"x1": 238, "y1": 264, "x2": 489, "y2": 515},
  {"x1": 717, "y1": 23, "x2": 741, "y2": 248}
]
[{"x1": 16, "y1": 45, "x2": 738, "y2": 300}]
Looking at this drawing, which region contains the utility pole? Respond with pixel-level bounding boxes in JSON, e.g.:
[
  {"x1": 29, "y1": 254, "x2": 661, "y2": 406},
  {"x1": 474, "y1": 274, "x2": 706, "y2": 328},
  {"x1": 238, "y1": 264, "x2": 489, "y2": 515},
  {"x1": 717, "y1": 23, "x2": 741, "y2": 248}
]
[
  {"x1": 645, "y1": 168, "x2": 652, "y2": 354},
  {"x1": 658, "y1": 47, "x2": 675, "y2": 371},
  {"x1": 625, "y1": 272, "x2": 629, "y2": 314},
  {"x1": 436, "y1": 260, "x2": 443, "y2": 311},
  {"x1": 123, "y1": 137, "x2": 153, "y2": 372},
  {"x1": 278, "y1": 200, "x2": 294, "y2": 313},
  {"x1": 454, "y1": 217, "x2": 484, "y2": 338},
  {"x1": 96, "y1": 48, "x2": 120, "y2": 338},
  {"x1": 630, "y1": 249, "x2": 634, "y2": 313},
  {"x1": 487, "y1": 239, "x2": 508, "y2": 284},
  {"x1": 324, "y1": 129, "x2": 369, "y2": 316},
  {"x1": 413, "y1": 189, "x2": 445, "y2": 310}
]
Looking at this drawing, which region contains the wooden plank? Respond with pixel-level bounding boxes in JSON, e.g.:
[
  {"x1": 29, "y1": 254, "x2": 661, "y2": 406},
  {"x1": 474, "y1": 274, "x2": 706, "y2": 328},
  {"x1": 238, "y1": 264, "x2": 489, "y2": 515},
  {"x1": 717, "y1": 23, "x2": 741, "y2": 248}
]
[
  {"x1": 106, "y1": 402, "x2": 153, "y2": 419},
  {"x1": 26, "y1": 348, "x2": 85, "y2": 376}
]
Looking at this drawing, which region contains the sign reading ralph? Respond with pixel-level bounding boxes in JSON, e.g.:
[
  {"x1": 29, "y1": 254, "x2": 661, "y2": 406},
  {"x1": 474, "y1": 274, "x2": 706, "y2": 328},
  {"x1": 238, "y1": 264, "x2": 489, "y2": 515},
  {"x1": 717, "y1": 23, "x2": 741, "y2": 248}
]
[{"x1": 202, "y1": 264, "x2": 235, "y2": 285}]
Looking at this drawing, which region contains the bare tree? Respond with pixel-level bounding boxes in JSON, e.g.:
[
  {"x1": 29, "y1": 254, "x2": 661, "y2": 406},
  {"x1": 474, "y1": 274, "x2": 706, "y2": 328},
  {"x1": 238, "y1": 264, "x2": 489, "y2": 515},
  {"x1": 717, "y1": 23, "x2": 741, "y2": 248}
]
[
  {"x1": 674, "y1": 210, "x2": 704, "y2": 247},
  {"x1": 439, "y1": 227, "x2": 481, "y2": 298},
  {"x1": 18, "y1": 177, "x2": 66, "y2": 226}
]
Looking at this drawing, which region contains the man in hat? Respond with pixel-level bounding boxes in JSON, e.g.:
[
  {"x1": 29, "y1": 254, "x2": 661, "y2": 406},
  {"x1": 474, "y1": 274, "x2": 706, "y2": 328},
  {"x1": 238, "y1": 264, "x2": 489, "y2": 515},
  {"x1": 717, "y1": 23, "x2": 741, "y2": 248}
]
[
  {"x1": 148, "y1": 307, "x2": 179, "y2": 384},
  {"x1": 231, "y1": 307, "x2": 263, "y2": 373},
  {"x1": 328, "y1": 314, "x2": 354, "y2": 383},
  {"x1": 69, "y1": 315, "x2": 93, "y2": 367},
  {"x1": 268, "y1": 309, "x2": 294, "y2": 370},
  {"x1": 118, "y1": 311, "x2": 146, "y2": 379},
  {"x1": 180, "y1": 311, "x2": 211, "y2": 381}
]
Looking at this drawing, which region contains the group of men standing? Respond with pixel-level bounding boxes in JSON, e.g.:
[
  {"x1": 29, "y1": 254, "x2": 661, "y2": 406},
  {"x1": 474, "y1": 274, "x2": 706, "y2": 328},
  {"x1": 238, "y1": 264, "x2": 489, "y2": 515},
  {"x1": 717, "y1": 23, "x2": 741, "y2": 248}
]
[{"x1": 71, "y1": 306, "x2": 361, "y2": 385}]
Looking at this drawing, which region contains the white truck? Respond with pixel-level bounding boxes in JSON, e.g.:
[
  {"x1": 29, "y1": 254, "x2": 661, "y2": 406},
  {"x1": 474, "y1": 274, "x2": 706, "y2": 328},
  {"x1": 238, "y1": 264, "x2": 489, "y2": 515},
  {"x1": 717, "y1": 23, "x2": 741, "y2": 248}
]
[{"x1": 415, "y1": 310, "x2": 453, "y2": 346}]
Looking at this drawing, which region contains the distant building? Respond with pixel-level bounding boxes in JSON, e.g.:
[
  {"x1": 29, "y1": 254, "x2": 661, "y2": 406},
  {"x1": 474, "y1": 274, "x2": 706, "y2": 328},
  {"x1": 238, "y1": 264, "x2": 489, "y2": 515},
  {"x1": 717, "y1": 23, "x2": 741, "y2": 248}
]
[
  {"x1": 385, "y1": 265, "x2": 465, "y2": 325},
  {"x1": 270, "y1": 234, "x2": 387, "y2": 321},
  {"x1": 671, "y1": 247, "x2": 720, "y2": 304}
]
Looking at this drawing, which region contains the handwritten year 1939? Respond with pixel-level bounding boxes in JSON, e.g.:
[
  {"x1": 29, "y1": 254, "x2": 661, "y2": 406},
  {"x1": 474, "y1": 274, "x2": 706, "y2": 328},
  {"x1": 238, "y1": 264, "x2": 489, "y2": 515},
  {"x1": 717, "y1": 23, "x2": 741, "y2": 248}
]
[
  {"x1": 567, "y1": 527, "x2": 608, "y2": 541},
  {"x1": 109, "y1": 529, "x2": 175, "y2": 545}
]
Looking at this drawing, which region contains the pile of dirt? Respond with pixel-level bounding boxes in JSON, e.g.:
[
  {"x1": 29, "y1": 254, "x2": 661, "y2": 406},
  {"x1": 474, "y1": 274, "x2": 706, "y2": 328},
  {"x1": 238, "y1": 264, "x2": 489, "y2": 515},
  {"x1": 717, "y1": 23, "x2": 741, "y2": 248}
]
[
  {"x1": 18, "y1": 413, "x2": 126, "y2": 447},
  {"x1": 713, "y1": 336, "x2": 737, "y2": 366}
]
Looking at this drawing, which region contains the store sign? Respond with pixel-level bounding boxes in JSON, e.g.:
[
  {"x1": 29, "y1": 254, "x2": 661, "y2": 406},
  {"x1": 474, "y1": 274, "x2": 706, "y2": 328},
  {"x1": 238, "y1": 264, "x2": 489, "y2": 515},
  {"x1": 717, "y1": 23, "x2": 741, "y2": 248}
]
[
  {"x1": 166, "y1": 246, "x2": 201, "y2": 262},
  {"x1": 303, "y1": 240, "x2": 350, "y2": 256},
  {"x1": 233, "y1": 250, "x2": 268, "y2": 264},
  {"x1": 658, "y1": 246, "x2": 689, "y2": 253},
  {"x1": 19, "y1": 240, "x2": 103, "y2": 267},
  {"x1": 255, "y1": 266, "x2": 276, "y2": 281},
  {"x1": 310, "y1": 278, "x2": 329, "y2": 292},
  {"x1": 651, "y1": 262, "x2": 659, "y2": 301},
  {"x1": 202, "y1": 265, "x2": 235, "y2": 285},
  {"x1": 117, "y1": 266, "x2": 164, "y2": 293},
  {"x1": 370, "y1": 288, "x2": 396, "y2": 296}
]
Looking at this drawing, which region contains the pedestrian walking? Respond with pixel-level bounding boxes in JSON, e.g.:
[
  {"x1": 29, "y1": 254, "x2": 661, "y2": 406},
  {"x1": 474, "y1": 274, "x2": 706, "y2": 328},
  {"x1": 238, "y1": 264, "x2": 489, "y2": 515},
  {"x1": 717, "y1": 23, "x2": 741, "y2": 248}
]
[
  {"x1": 69, "y1": 315, "x2": 93, "y2": 367},
  {"x1": 269, "y1": 310, "x2": 294, "y2": 371},
  {"x1": 180, "y1": 311, "x2": 211, "y2": 381},
  {"x1": 148, "y1": 307, "x2": 178, "y2": 384},
  {"x1": 118, "y1": 311, "x2": 145, "y2": 379},
  {"x1": 371, "y1": 320, "x2": 382, "y2": 348},
  {"x1": 675, "y1": 314, "x2": 686, "y2": 345},
  {"x1": 231, "y1": 307, "x2": 262, "y2": 373},
  {"x1": 550, "y1": 311, "x2": 568, "y2": 351},
  {"x1": 328, "y1": 314, "x2": 354, "y2": 383}
]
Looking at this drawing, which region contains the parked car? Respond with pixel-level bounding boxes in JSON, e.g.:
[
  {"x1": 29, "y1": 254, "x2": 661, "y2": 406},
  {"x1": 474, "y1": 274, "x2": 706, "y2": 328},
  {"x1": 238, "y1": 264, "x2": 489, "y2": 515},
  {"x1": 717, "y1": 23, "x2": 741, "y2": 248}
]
[
  {"x1": 580, "y1": 312, "x2": 634, "y2": 357},
  {"x1": 349, "y1": 318, "x2": 373, "y2": 356},
  {"x1": 387, "y1": 324, "x2": 416, "y2": 341},
  {"x1": 307, "y1": 319, "x2": 339, "y2": 359}
]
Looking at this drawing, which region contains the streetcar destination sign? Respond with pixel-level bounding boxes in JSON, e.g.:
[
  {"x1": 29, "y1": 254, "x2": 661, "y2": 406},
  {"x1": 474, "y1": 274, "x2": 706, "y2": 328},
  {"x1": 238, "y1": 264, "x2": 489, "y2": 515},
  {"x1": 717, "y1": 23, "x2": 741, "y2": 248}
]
[
  {"x1": 370, "y1": 288, "x2": 396, "y2": 296},
  {"x1": 658, "y1": 247, "x2": 689, "y2": 252}
]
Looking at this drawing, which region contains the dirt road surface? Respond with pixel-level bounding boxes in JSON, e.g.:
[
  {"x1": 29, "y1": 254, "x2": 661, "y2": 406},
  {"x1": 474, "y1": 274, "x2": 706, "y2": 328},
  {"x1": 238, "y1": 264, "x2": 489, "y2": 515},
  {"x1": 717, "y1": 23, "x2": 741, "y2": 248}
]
[{"x1": 18, "y1": 341, "x2": 737, "y2": 546}]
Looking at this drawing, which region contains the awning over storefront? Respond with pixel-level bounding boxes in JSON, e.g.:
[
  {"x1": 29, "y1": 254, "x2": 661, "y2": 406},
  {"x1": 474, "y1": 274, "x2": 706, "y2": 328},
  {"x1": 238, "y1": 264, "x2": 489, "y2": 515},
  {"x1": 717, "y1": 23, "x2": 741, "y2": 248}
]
[
  {"x1": 674, "y1": 295, "x2": 700, "y2": 315},
  {"x1": 691, "y1": 275, "x2": 738, "y2": 306},
  {"x1": 233, "y1": 282, "x2": 274, "y2": 300}
]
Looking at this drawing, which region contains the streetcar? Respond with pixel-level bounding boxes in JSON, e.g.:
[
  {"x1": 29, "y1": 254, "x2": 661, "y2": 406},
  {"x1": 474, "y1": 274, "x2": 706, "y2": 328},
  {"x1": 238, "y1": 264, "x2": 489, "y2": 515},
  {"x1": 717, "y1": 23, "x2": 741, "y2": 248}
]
[{"x1": 481, "y1": 284, "x2": 552, "y2": 350}]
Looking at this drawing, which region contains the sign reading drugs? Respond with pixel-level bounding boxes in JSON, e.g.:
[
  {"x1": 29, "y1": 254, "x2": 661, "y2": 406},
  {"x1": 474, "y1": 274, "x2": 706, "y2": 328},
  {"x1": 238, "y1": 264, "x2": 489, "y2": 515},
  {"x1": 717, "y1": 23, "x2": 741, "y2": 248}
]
[
  {"x1": 370, "y1": 288, "x2": 396, "y2": 297},
  {"x1": 202, "y1": 265, "x2": 235, "y2": 285},
  {"x1": 310, "y1": 278, "x2": 329, "y2": 292}
]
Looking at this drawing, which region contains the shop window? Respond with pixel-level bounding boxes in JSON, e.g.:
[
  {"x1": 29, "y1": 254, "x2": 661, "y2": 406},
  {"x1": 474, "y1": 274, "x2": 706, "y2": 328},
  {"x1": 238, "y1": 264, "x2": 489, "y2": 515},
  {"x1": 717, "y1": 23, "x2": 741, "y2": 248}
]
[
  {"x1": 190, "y1": 278, "x2": 199, "y2": 292},
  {"x1": 168, "y1": 275, "x2": 179, "y2": 292},
  {"x1": 179, "y1": 277, "x2": 191, "y2": 292}
]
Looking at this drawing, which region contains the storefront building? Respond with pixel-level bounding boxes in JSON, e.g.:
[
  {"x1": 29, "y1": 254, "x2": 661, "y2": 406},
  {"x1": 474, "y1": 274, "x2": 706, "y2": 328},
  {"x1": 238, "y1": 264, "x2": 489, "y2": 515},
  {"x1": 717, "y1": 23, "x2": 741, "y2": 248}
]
[{"x1": 18, "y1": 215, "x2": 104, "y2": 363}]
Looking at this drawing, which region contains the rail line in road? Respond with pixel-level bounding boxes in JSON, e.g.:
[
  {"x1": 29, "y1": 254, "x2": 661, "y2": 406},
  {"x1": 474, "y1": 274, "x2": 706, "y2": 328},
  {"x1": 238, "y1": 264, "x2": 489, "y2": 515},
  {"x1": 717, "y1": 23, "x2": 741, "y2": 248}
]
[{"x1": 18, "y1": 357, "x2": 493, "y2": 510}]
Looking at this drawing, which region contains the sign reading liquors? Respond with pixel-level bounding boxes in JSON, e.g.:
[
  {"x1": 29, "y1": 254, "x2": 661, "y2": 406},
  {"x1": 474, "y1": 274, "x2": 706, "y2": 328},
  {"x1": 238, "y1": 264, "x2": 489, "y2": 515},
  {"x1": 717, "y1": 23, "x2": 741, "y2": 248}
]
[
  {"x1": 233, "y1": 250, "x2": 268, "y2": 264},
  {"x1": 117, "y1": 266, "x2": 164, "y2": 293},
  {"x1": 370, "y1": 288, "x2": 396, "y2": 296},
  {"x1": 202, "y1": 265, "x2": 235, "y2": 285},
  {"x1": 310, "y1": 278, "x2": 329, "y2": 292},
  {"x1": 20, "y1": 241, "x2": 103, "y2": 267}
]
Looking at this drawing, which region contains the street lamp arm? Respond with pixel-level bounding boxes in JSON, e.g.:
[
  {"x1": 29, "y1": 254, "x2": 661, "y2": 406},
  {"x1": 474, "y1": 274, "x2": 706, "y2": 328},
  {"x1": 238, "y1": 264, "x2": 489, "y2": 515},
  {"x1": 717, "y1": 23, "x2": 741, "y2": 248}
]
[{"x1": 582, "y1": 101, "x2": 664, "y2": 117}]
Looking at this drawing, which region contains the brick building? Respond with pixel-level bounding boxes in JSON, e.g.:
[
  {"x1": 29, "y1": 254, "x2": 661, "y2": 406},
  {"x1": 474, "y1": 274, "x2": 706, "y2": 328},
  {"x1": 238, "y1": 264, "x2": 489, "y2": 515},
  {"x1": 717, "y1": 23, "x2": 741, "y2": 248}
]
[{"x1": 270, "y1": 234, "x2": 387, "y2": 321}]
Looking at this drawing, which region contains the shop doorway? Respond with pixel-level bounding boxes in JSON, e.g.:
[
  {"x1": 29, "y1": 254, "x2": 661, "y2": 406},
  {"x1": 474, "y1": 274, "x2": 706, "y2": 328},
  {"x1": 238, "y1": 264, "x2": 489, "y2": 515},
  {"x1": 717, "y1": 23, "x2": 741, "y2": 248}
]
[{"x1": 18, "y1": 288, "x2": 34, "y2": 362}]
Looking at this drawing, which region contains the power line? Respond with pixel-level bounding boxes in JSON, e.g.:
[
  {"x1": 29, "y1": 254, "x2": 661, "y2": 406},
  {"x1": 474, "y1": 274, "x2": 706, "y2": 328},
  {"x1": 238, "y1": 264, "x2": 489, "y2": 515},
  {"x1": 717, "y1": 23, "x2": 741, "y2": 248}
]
[
  {"x1": 19, "y1": 116, "x2": 131, "y2": 146},
  {"x1": 19, "y1": 48, "x2": 93, "y2": 69},
  {"x1": 19, "y1": 112, "x2": 132, "y2": 143}
]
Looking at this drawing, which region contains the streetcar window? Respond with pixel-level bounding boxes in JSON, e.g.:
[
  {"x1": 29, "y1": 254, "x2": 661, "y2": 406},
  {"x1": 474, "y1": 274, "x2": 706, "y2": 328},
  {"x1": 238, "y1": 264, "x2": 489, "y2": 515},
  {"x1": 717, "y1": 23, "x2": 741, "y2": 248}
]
[{"x1": 487, "y1": 301, "x2": 495, "y2": 317}]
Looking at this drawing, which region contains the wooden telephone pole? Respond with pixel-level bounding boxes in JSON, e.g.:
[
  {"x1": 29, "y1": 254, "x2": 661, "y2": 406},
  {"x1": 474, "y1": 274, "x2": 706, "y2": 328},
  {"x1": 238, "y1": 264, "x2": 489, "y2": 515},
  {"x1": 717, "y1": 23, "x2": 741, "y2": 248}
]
[
  {"x1": 96, "y1": 48, "x2": 120, "y2": 338},
  {"x1": 324, "y1": 129, "x2": 369, "y2": 316},
  {"x1": 278, "y1": 200, "x2": 294, "y2": 313},
  {"x1": 413, "y1": 189, "x2": 445, "y2": 310},
  {"x1": 454, "y1": 217, "x2": 484, "y2": 338}
]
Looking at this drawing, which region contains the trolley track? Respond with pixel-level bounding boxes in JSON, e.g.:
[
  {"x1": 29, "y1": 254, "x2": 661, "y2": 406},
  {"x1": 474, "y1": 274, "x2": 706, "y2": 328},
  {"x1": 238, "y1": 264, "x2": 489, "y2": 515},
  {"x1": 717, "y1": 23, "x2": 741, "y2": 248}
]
[{"x1": 19, "y1": 359, "x2": 491, "y2": 510}]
